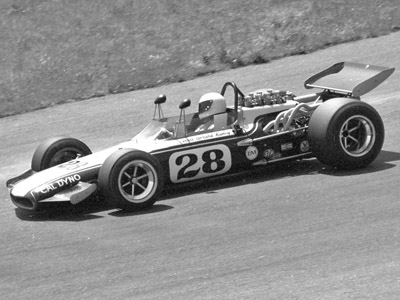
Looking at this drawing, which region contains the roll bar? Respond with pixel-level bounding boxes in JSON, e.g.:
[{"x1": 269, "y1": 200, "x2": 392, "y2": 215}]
[{"x1": 220, "y1": 81, "x2": 245, "y2": 112}]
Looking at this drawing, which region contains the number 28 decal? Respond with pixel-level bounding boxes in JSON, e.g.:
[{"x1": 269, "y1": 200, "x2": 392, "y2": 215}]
[{"x1": 169, "y1": 144, "x2": 232, "y2": 183}]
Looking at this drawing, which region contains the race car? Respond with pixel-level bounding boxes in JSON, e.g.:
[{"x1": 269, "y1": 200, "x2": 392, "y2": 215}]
[{"x1": 6, "y1": 62, "x2": 395, "y2": 212}]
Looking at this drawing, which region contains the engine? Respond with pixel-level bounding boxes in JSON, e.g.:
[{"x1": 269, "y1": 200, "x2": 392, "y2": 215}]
[{"x1": 239, "y1": 89, "x2": 295, "y2": 107}]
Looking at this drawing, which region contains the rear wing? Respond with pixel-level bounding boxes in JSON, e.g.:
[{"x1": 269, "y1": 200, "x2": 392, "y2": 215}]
[{"x1": 304, "y1": 62, "x2": 395, "y2": 97}]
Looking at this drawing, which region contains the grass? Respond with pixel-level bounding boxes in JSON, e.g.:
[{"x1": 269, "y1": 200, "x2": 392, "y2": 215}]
[{"x1": 1, "y1": 0, "x2": 400, "y2": 117}]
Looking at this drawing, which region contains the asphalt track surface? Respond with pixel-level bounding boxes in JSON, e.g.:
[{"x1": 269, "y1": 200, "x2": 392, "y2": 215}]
[{"x1": 1, "y1": 32, "x2": 400, "y2": 300}]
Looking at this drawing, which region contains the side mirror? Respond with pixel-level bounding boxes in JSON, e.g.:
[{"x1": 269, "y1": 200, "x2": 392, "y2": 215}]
[
  {"x1": 179, "y1": 98, "x2": 191, "y2": 109},
  {"x1": 154, "y1": 94, "x2": 166, "y2": 104},
  {"x1": 175, "y1": 99, "x2": 191, "y2": 138},
  {"x1": 153, "y1": 94, "x2": 166, "y2": 119}
]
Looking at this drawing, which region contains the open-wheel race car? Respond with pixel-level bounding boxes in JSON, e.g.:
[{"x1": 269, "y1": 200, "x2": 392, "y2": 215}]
[{"x1": 6, "y1": 62, "x2": 395, "y2": 212}]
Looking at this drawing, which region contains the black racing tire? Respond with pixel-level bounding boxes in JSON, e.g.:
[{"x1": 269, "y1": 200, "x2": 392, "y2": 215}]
[
  {"x1": 308, "y1": 98, "x2": 384, "y2": 170},
  {"x1": 98, "y1": 149, "x2": 164, "y2": 211},
  {"x1": 31, "y1": 137, "x2": 92, "y2": 171}
]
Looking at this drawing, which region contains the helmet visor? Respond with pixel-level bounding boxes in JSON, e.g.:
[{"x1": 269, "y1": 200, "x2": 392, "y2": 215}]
[{"x1": 199, "y1": 100, "x2": 213, "y2": 114}]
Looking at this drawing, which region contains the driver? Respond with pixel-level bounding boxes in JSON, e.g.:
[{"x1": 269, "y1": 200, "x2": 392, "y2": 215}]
[{"x1": 195, "y1": 92, "x2": 226, "y2": 132}]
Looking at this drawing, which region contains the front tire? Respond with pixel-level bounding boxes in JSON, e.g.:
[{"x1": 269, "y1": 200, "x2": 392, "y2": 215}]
[
  {"x1": 308, "y1": 98, "x2": 384, "y2": 169},
  {"x1": 98, "y1": 149, "x2": 164, "y2": 211},
  {"x1": 31, "y1": 137, "x2": 92, "y2": 171}
]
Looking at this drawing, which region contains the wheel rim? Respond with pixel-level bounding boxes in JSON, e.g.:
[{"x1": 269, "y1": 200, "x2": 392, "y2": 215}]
[
  {"x1": 49, "y1": 148, "x2": 82, "y2": 167},
  {"x1": 117, "y1": 160, "x2": 157, "y2": 203},
  {"x1": 339, "y1": 115, "x2": 376, "y2": 157}
]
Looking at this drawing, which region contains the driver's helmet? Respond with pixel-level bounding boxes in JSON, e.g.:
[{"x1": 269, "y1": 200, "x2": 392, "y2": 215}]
[{"x1": 198, "y1": 92, "x2": 226, "y2": 120}]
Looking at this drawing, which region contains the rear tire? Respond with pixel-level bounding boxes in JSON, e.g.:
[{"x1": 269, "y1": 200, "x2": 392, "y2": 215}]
[
  {"x1": 31, "y1": 137, "x2": 92, "y2": 171},
  {"x1": 98, "y1": 149, "x2": 164, "y2": 211},
  {"x1": 308, "y1": 98, "x2": 384, "y2": 169}
]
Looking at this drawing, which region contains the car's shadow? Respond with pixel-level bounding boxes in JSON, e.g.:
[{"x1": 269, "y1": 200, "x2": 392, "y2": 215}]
[
  {"x1": 15, "y1": 149, "x2": 400, "y2": 222},
  {"x1": 15, "y1": 197, "x2": 174, "y2": 222}
]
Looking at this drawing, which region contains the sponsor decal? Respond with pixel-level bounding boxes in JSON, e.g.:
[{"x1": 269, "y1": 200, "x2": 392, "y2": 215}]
[
  {"x1": 263, "y1": 149, "x2": 275, "y2": 159},
  {"x1": 300, "y1": 140, "x2": 310, "y2": 152},
  {"x1": 180, "y1": 130, "x2": 234, "y2": 144},
  {"x1": 31, "y1": 174, "x2": 81, "y2": 198},
  {"x1": 263, "y1": 149, "x2": 282, "y2": 160},
  {"x1": 58, "y1": 160, "x2": 88, "y2": 170},
  {"x1": 169, "y1": 144, "x2": 232, "y2": 183},
  {"x1": 281, "y1": 143, "x2": 293, "y2": 151},
  {"x1": 245, "y1": 146, "x2": 258, "y2": 160}
]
